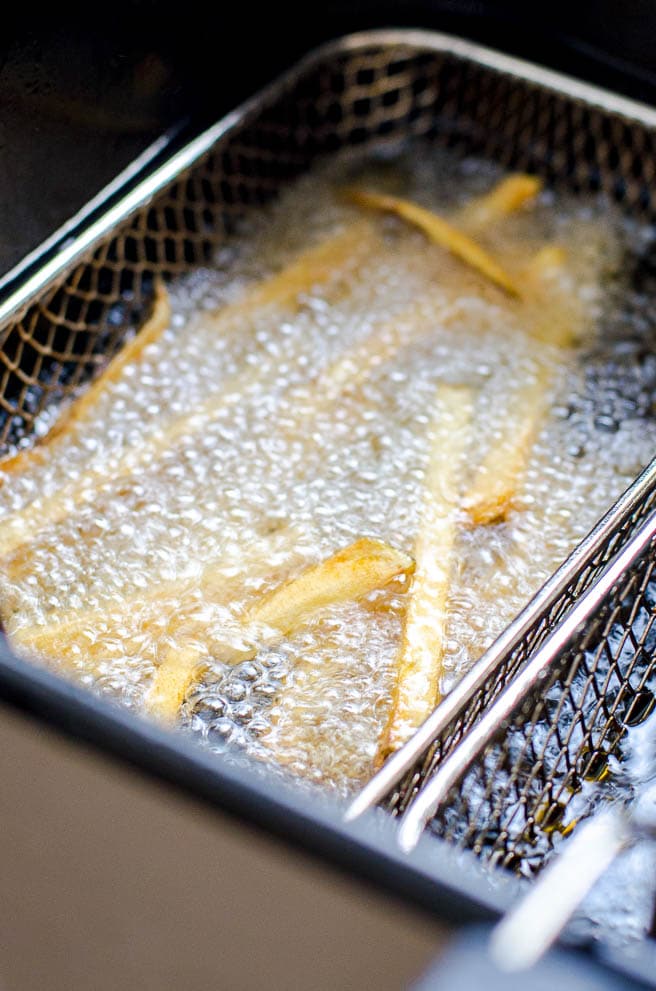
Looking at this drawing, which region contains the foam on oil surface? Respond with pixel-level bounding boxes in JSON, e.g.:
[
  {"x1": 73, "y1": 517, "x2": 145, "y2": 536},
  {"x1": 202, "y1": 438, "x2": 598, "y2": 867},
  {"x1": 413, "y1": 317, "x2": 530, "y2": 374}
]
[{"x1": 1, "y1": 145, "x2": 655, "y2": 795}]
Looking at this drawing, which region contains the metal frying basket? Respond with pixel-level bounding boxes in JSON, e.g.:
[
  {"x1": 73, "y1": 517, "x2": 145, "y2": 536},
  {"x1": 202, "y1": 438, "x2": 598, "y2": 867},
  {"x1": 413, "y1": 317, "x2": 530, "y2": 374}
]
[
  {"x1": 392, "y1": 506, "x2": 656, "y2": 865},
  {"x1": 3, "y1": 30, "x2": 656, "y2": 882}
]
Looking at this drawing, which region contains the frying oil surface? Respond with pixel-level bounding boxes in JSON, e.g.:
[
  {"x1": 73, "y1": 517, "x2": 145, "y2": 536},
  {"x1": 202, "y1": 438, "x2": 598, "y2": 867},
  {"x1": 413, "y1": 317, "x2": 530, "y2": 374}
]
[{"x1": 2, "y1": 145, "x2": 655, "y2": 793}]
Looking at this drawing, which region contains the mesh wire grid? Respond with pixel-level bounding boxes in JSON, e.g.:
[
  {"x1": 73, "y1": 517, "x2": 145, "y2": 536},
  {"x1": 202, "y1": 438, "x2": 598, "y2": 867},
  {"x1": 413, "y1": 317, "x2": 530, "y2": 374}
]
[
  {"x1": 429, "y1": 517, "x2": 656, "y2": 876},
  {"x1": 379, "y1": 473, "x2": 656, "y2": 823},
  {"x1": 5, "y1": 35, "x2": 656, "y2": 449},
  {"x1": 3, "y1": 31, "x2": 656, "y2": 869}
]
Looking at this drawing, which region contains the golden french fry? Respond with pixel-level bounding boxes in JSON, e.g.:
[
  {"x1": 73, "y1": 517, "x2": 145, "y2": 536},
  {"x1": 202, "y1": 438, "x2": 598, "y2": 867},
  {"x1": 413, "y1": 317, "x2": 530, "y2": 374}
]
[
  {"x1": 10, "y1": 526, "x2": 302, "y2": 655},
  {"x1": 463, "y1": 245, "x2": 583, "y2": 526},
  {"x1": 378, "y1": 385, "x2": 474, "y2": 762},
  {"x1": 345, "y1": 188, "x2": 519, "y2": 295},
  {"x1": 0, "y1": 224, "x2": 380, "y2": 560},
  {"x1": 243, "y1": 537, "x2": 413, "y2": 632},
  {"x1": 522, "y1": 245, "x2": 584, "y2": 348},
  {"x1": 0, "y1": 281, "x2": 172, "y2": 478},
  {"x1": 146, "y1": 643, "x2": 207, "y2": 723},
  {"x1": 458, "y1": 174, "x2": 542, "y2": 229},
  {"x1": 146, "y1": 538, "x2": 414, "y2": 722},
  {"x1": 463, "y1": 369, "x2": 552, "y2": 526}
]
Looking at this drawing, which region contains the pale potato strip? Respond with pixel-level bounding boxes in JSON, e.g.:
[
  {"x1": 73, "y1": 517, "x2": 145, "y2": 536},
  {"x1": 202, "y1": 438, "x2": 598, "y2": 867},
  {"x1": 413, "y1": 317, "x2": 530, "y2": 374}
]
[
  {"x1": 378, "y1": 385, "x2": 474, "y2": 761},
  {"x1": 146, "y1": 644, "x2": 207, "y2": 724},
  {"x1": 0, "y1": 181, "x2": 538, "y2": 559},
  {"x1": 0, "y1": 280, "x2": 172, "y2": 478},
  {"x1": 463, "y1": 244, "x2": 586, "y2": 526},
  {"x1": 458, "y1": 174, "x2": 542, "y2": 229},
  {"x1": 10, "y1": 526, "x2": 301, "y2": 655},
  {"x1": 0, "y1": 224, "x2": 380, "y2": 559},
  {"x1": 463, "y1": 366, "x2": 553, "y2": 526},
  {"x1": 243, "y1": 538, "x2": 413, "y2": 632},
  {"x1": 146, "y1": 538, "x2": 415, "y2": 722},
  {"x1": 345, "y1": 188, "x2": 519, "y2": 295}
]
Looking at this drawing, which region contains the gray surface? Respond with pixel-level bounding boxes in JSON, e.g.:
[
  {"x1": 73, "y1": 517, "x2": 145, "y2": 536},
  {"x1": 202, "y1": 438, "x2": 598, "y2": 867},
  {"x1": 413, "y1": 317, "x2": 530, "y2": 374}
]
[
  {"x1": 0, "y1": 704, "x2": 446, "y2": 990},
  {"x1": 414, "y1": 926, "x2": 650, "y2": 991}
]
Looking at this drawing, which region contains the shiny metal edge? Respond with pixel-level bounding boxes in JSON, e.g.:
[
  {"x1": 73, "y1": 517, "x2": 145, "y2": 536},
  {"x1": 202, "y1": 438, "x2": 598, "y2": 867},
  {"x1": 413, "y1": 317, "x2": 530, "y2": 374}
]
[
  {"x1": 489, "y1": 807, "x2": 631, "y2": 971},
  {"x1": 346, "y1": 458, "x2": 656, "y2": 821},
  {"x1": 396, "y1": 508, "x2": 656, "y2": 851},
  {"x1": 4, "y1": 27, "x2": 656, "y2": 330},
  {"x1": 0, "y1": 126, "x2": 182, "y2": 298}
]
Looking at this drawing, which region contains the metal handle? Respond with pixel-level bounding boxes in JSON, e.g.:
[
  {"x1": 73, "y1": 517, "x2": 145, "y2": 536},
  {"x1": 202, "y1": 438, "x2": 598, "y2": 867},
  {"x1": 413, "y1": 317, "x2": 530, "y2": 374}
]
[{"x1": 489, "y1": 808, "x2": 631, "y2": 972}]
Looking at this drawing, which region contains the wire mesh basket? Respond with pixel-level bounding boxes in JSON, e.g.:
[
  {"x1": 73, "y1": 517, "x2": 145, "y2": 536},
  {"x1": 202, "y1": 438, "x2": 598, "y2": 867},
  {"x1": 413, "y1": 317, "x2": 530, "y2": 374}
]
[
  {"x1": 441, "y1": 513, "x2": 656, "y2": 874},
  {"x1": 390, "y1": 507, "x2": 656, "y2": 869},
  {"x1": 3, "y1": 30, "x2": 656, "y2": 880}
]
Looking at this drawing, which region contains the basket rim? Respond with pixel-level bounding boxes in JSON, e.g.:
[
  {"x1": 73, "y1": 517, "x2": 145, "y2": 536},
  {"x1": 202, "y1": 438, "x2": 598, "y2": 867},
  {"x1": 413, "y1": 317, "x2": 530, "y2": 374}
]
[{"x1": 3, "y1": 26, "x2": 656, "y2": 332}]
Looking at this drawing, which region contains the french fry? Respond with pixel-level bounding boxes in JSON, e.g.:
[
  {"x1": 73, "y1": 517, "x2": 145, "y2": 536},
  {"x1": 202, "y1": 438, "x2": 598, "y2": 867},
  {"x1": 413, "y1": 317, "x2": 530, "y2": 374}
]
[
  {"x1": 0, "y1": 224, "x2": 380, "y2": 559},
  {"x1": 463, "y1": 246, "x2": 583, "y2": 526},
  {"x1": 0, "y1": 280, "x2": 172, "y2": 478},
  {"x1": 145, "y1": 643, "x2": 207, "y2": 723},
  {"x1": 10, "y1": 526, "x2": 302, "y2": 656},
  {"x1": 458, "y1": 174, "x2": 542, "y2": 229},
  {"x1": 345, "y1": 188, "x2": 519, "y2": 295},
  {"x1": 146, "y1": 538, "x2": 415, "y2": 722},
  {"x1": 463, "y1": 368, "x2": 552, "y2": 526},
  {"x1": 243, "y1": 538, "x2": 412, "y2": 632},
  {"x1": 378, "y1": 385, "x2": 474, "y2": 762},
  {"x1": 0, "y1": 180, "x2": 541, "y2": 560},
  {"x1": 522, "y1": 245, "x2": 583, "y2": 348}
]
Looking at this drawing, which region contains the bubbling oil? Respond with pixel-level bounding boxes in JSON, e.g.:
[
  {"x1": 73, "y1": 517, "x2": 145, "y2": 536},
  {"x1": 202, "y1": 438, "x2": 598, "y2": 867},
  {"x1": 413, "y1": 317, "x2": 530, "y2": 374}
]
[{"x1": 2, "y1": 144, "x2": 655, "y2": 798}]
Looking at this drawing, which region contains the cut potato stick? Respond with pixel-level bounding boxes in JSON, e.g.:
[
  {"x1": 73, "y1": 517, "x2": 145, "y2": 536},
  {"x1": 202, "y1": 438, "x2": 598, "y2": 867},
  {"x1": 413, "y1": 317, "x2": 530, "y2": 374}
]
[
  {"x1": 0, "y1": 225, "x2": 381, "y2": 559},
  {"x1": 243, "y1": 538, "x2": 413, "y2": 632},
  {"x1": 146, "y1": 538, "x2": 415, "y2": 722},
  {"x1": 458, "y1": 174, "x2": 543, "y2": 229},
  {"x1": 10, "y1": 526, "x2": 302, "y2": 655},
  {"x1": 463, "y1": 246, "x2": 583, "y2": 526},
  {"x1": 345, "y1": 188, "x2": 519, "y2": 295},
  {"x1": 378, "y1": 385, "x2": 474, "y2": 762},
  {"x1": 1, "y1": 222, "x2": 376, "y2": 480},
  {"x1": 0, "y1": 281, "x2": 172, "y2": 478},
  {"x1": 463, "y1": 368, "x2": 552, "y2": 526},
  {"x1": 145, "y1": 643, "x2": 208, "y2": 723},
  {"x1": 0, "y1": 183, "x2": 537, "y2": 560},
  {"x1": 522, "y1": 245, "x2": 584, "y2": 348}
]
